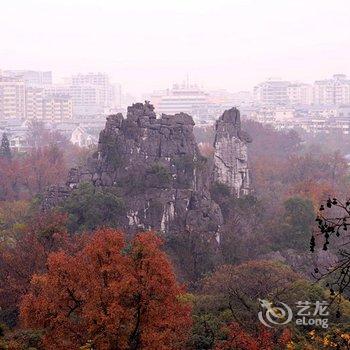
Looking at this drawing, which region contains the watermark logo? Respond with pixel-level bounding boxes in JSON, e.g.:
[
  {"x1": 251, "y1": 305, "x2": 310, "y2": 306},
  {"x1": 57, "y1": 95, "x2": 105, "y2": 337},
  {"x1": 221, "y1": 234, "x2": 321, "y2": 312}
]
[
  {"x1": 258, "y1": 299, "x2": 293, "y2": 327},
  {"x1": 258, "y1": 299, "x2": 329, "y2": 329},
  {"x1": 295, "y1": 301, "x2": 329, "y2": 329}
]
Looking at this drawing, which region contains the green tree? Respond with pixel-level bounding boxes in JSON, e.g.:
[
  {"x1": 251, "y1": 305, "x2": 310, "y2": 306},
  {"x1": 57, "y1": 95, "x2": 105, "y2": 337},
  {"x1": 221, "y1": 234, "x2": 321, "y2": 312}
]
[
  {"x1": 60, "y1": 182, "x2": 125, "y2": 232},
  {"x1": 145, "y1": 162, "x2": 172, "y2": 188},
  {"x1": 281, "y1": 196, "x2": 315, "y2": 251},
  {"x1": 0, "y1": 133, "x2": 11, "y2": 160}
]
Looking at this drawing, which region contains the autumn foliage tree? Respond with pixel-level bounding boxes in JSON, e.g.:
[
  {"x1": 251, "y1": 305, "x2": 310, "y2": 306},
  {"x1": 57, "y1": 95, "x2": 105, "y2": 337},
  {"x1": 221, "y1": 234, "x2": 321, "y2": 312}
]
[
  {"x1": 214, "y1": 323, "x2": 291, "y2": 350},
  {"x1": 20, "y1": 228, "x2": 192, "y2": 350},
  {"x1": 0, "y1": 144, "x2": 67, "y2": 201},
  {"x1": 0, "y1": 211, "x2": 72, "y2": 326},
  {"x1": 201, "y1": 261, "x2": 299, "y2": 331},
  {"x1": 22, "y1": 145, "x2": 67, "y2": 196}
]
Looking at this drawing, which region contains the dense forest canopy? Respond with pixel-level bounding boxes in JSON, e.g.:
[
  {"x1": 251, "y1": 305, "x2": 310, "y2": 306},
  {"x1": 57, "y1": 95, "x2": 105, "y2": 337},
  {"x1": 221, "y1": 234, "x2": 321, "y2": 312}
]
[{"x1": 0, "y1": 119, "x2": 350, "y2": 349}]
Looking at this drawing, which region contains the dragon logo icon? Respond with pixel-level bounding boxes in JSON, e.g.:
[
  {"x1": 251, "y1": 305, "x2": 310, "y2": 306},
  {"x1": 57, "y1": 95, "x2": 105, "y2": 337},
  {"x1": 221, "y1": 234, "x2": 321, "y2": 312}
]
[{"x1": 258, "y1": 299, "x2": 293, "y2": 327}]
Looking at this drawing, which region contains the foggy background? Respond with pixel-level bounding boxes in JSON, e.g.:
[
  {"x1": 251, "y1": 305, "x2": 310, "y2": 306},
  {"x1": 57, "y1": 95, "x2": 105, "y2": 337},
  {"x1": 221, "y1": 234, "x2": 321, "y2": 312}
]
[{"x1": 1, "y1": 0, "x2": 349, "y2": 96}]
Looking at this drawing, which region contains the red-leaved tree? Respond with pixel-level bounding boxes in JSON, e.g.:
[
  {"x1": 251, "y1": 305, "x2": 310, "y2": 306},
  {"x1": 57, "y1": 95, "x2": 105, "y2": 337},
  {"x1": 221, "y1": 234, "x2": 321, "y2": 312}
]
[
  {"x1": 0, "y1": 211, "x2": 73, "y2": 326},
  {"x1": 20, "y1": 228, "x2": 192, "y2": 350},
  {"x1": 214, "y1": 323, "x2": 291, "y2": 350}
]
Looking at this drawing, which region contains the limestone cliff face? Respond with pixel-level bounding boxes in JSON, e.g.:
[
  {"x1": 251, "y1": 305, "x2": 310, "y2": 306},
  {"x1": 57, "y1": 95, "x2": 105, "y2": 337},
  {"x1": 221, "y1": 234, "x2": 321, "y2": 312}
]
[
  {"x1": 64, "y1": 102, "x2": 223, "y2": 238},
  {"x1": 44, "y1": 103, "x2": 251, "y2": 242},
  {"x1": 213, "y1": 107, "x2": 252, "y2": 197}
]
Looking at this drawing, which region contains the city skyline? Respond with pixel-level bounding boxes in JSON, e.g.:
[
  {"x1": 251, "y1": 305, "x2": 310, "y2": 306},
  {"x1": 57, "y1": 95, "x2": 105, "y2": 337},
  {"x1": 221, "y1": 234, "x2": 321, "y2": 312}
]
[
  {"x1": 2, "y1": 68, "x2": 350, "y2": 143},
  {"x1": 2, "y1": 67, "x2": 349, "y2": 96},
  {"x1": 1, "y1": 0, "x2": 350, "y2": 96}
]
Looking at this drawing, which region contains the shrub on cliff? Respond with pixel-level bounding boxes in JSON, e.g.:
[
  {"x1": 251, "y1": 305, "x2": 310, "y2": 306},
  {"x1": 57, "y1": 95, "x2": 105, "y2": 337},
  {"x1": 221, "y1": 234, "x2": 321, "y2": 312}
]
[{"x1": 60, "y1": 182, "x2": 125, "y2": 232}]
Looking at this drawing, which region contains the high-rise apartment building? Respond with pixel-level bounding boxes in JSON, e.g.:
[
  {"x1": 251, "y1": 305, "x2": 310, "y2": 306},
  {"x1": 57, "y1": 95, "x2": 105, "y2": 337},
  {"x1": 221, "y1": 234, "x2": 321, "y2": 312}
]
[
  {"x1": 43, "y1": 84, "x2": 70, "y2": 97},
  {"x1": 253, "y1": 79, "x2": 290, "y2": 105},
  {"x1": 0, "y1": 76, "x2": 26, "y2": 119},
  {"x1": 157, "y1": 84, "x2": 209, "y2": 115},
  {"x1": 69, "y1": 84, "x2": 105, "y2": 115},
  {"x1": 69, "y1": 73, "x2": 116, "y2": 115},
  {"x1": 313, "y1": 74, "x2": 350, "y2": 105},
  {"x1": 71, "y1": 72, "x2": 109, "y2": 86},
  {"x1": 25, "y1": 86, "x2": 43, "y2": 119},
  {"x1": 254, "y1": 75, "x2": 350, "y2": 106},
  {"x1": 3, "y1": 70, "x2": 52, "y2": 86},
  {"x1": 43, "y1": 94, "x2": 73, "y2": 121},
  {"x1": 287, "y1": 83, "x2": 313, "y2": 105}
]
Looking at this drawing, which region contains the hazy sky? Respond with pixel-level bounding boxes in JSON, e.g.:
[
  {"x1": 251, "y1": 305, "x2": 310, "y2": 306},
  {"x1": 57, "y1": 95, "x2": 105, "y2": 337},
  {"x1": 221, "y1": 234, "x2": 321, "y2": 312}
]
[{"x1": 1, "y1": 0, "x2": 349, "y2": 95}]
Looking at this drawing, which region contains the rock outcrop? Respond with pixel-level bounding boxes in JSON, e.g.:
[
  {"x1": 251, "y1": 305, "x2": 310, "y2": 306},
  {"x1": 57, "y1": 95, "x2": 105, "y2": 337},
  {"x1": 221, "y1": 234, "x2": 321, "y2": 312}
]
[
  {"x1": 46, "y1": 102, "x2": 223, "y2": 240},
  {"x1": 213, "y1": 107, "x2": 252, "y2": 197},
  {"x1": 44, "y1": 103, "x2": 252, "y2": 243}
]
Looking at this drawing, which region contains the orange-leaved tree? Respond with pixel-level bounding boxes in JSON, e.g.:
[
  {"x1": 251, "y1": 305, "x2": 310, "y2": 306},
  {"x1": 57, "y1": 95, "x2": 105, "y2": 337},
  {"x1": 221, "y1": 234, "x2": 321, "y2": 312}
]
[
  {"x1": 0, "y1": 144, "x2": 67, "y2": 201},
  {"x1": 214, "y1": 322, "x2": 291, "y2": 350},
  {"x1": 20, "y1": 228, "x2": 192, "y2": 350},
  {"x1": 0, "y1": 211, "x2": 72, "y2": 326}
]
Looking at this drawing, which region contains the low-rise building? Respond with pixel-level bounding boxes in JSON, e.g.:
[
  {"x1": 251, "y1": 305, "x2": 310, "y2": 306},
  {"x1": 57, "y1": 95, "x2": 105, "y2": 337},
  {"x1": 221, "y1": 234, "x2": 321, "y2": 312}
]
[
  {"x1": 70, "y1": 126, "x2": 98, "y2": 148},
  {"x1": 0, "y1": 120, "x2": 30, "y2": 152}
]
